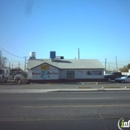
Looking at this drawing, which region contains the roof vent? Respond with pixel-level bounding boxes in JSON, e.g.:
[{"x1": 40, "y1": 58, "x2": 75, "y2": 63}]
[
  {"x1": 29, "y1": 52, "x2": 36, "y2": 60},
  {"x1": 56, "y1": 56, "x2": 64, "y2": 59}
]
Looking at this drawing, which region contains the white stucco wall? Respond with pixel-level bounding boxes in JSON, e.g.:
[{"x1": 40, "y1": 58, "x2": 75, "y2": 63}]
[
  {"x1": 27, "y1": 65, "x2": 104, "y2": 80},
  {"x1": 27, "y1": 64, "x2": 59, "y2": 80},
  {"x1": 27, "y1": 70, "x2": 33, "y2": 79},
  {"x1": 59, "y1": 69, "x2": 104, "y2": 79}
]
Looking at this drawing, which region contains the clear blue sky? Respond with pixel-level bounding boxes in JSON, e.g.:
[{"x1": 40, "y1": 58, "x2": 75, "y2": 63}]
[{"x1": 0, "y1": 0, "x2": 130, "y2": 70}]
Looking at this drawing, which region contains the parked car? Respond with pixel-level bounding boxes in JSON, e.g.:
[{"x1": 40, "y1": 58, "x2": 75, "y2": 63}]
[
  {"x1": 104, "y1": 72, "x2": 123, "y2": 82},
  {"x1": 13, "y1": 74, "x2": 27, "y2": 84},
  {"x1": 115, "y1": 75, "x2": 130, "y2": 83}
]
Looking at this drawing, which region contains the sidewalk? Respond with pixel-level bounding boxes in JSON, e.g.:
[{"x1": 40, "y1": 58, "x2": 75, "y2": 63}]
[
  {"x1": 0, "y1": 83, "x2": 118, "y2": 89},
  {"x1": 0, "y1": 82, "x2": 130, "y2": 93},
  {"x1": 0, "y1": 88, "x2": 130, "y2": 93}
]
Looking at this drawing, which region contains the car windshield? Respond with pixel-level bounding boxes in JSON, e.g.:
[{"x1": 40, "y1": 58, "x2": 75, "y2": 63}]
[
  {"x1": 123, "y1": 75, "x2": 128, "y2": 77},
  {"x1": 109, "y1": 72, "x2": 114, "y2": 75}
]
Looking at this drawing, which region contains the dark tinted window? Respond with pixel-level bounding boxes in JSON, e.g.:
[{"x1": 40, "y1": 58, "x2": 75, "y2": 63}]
[{"x1": 0, "y1": 70, "x2": 3, "y2": 74}]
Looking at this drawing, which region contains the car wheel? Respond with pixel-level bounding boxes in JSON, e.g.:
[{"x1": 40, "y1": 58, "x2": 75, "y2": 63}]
[
  {"x1": 18, "y1": 80, "x2": 21, "y2": 84},
  {"x1": 108, "y1": 78, "x2": 111, "y2": 82},
  {"x1": 115, "y1": 80, "x2": 118, "y2": 83}
]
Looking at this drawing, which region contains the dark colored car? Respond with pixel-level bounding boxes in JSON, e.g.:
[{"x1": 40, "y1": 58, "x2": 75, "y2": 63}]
[{"x1": 104, "y1": 72, "x2": 123, "y2": 82}]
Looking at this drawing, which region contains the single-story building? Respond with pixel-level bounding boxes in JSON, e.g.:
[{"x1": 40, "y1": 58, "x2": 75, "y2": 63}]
[{"x1": 27, "y1": 52, "x2": 105, "y2": 83}]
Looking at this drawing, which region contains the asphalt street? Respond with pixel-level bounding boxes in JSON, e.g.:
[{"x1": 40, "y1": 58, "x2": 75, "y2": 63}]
[
  {"x1": 0, "y1": 82, "x2": 130, "y2": 89},
  {"x1": 0, "y1": 91, "x2": 130, "y2": 130}
]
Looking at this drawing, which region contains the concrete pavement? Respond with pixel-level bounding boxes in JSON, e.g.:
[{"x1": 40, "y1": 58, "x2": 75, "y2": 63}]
[
  {"x1": 0, "y1": 83, "x2": 130, "y2": 93},
  {"x1": 0, "y1": 88, "x2": 130, "y2": 93}
]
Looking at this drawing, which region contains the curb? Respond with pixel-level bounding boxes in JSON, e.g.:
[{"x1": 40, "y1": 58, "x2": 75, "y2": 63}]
[
  {"x1": 0, "y1": 88, "x2": 130, "y2": 93},
  {"x1": 54, "y1": 88, "x2": 130, "y2": 92}
]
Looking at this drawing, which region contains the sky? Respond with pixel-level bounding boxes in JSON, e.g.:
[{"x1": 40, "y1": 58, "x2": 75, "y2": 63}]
[{"x1": 0, "y1": 0, "x2": 130, "y2": 70}]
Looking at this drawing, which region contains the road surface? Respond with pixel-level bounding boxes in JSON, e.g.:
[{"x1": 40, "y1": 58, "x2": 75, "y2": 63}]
[
  {"x1": 0, "y1": 91, "x2": 130, "y2": 130},
  {"x1": 0, "y1": 82, "x2": 130, "y2": 89}
]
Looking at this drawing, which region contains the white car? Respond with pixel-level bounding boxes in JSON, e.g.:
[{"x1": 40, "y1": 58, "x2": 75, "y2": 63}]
[{"x1": 115, "y1": 75, "x2": 130, "y2": 83}]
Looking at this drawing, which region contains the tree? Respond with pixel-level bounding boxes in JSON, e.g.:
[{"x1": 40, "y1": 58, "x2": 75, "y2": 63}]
[
  {"x1": 0, "y1": 50, "x2": 7, "y2": 67},
  {"x1": 119, "y1": 67, "x2": 128, "y2": 72},
  {"x1": 2, "y1": 57, "x2": 7, "y2": 67},
  {"x1": 127, "y1": 63, "x2": 130, "y2": 69},
  {"x1": 0, "y1": 57, "x2": 7, "y2": 67}
]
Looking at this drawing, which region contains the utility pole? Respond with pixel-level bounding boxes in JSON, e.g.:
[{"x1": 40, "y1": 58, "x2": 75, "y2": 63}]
[
  {"x1": 24, "y1": 56, "x2": 27, "y2": 71},
  {"x1": 116, "y1": 56, "x2": 118, "y2": 71},
  {"x1": 9, "y1": 62, "x2": 10, "y2": 69},
  {"x1": 108, "y1": 64, "x2": 110, "y2": 73},
  {"x1": 78, "y1": 48, "x2": 80, "y2": 59},
  {"x1": 0, "y1": 50, "x2": 2, "y2": 68},
  {"x1": 105, "y1": 58, "x2": 107, "y2": 73},
  {"x1": 12, "y1": 63, "x2": 13, "y2": 69},
  {"x1": 18, "y1": 62, "x2": 20, "y2": 68}
]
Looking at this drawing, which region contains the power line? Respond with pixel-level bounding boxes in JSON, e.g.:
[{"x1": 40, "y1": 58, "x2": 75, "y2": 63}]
[
  {"x1": 0, "y1": 31, "x2": 24, "y2": 56},
  {"x1": 0, "y1": 47, "x2": 24, "y2": 59},
  {"x1": 118, "y1": 61, "x2": 130, "y2": 63},
  {"x1": 101, "y1": 61, "x2": 130, "y2": 64}
]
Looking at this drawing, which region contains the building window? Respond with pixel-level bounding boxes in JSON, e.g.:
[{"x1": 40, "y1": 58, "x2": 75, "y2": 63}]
[
  {"x1": 66, "y1": 71, "x2": 75, "y2": 79},
  {"x1": 86, "y1": 71, "x2": 102, "y2": 75}
]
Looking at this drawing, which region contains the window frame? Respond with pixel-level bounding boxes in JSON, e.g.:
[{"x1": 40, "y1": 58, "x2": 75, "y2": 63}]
[{"x1": 66, "y1": 71, "x2": 75, "y2": 79}]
